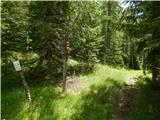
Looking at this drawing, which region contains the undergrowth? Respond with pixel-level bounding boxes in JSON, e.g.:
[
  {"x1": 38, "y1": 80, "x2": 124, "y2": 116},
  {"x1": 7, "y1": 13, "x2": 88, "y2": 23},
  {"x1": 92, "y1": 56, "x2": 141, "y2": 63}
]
[{"x1": 2, "y1": 63, "x2": 144, "y2": 120}]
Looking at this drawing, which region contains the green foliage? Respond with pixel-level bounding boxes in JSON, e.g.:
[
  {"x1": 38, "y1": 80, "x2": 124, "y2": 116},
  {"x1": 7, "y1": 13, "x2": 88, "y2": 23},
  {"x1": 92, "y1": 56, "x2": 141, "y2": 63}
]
[
  {"x1": 2, "y1": 1, "x2": 28, "y2": 52},
  {"x1": 1, "y1": 1, "x2": 29, "y2": 69},
  {"x1": 122, "y1": 1, "x2": 160, "y2": 80},
  {"x1": 100, "y1": 1, "x2": 125, "y2": 66},
  {"x1": 28, "y1": 1, "x2": 70, "y2": 79},
  {"x1": 2, "y1": 63, "x2": 142, "y2": 120},
  {"x1": 28, "y1": 1, "x2": 103, "y2": 78},
  {"x1": 129, "y1": 79, "x2": 160, "y2": 120},
  {"x1": 70, "y1": 2, "x2": 103, "y2": 67},
  {"x1": 1, "y1": 1, "x2": 160, "y2": 120}
]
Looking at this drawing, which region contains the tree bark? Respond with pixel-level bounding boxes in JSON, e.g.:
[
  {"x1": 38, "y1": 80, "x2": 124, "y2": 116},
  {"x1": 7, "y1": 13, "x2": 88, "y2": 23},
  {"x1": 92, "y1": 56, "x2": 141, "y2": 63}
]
[
  {"x1": 130, "y1": 39, "x2": 134, "y2": 69},
  {"x1": 62, "y1": 39, "x2": 68, "y2": 92},
  {"x1": 62, "y1": 54, "x2": 67, "y2": 92},
  {"x1": 103, "y1": 1, "x2": 112, "y2": 63},
  {"x1": 142, "y1": 53, "x2": 146, "y2": 75},
  {"x1": 152, "y1": 57, "x2": 158, "y2": 84},
  {"x1": 86, "y1": 49, "x2": 90, "y2": 70},
  {"x1": 151, "y1": 1, "x2": 160, "y2": 84},
  {"x1": 46, "y1": 40, "x2": 54, "y2": 80},
  {"x1": 25, "y1": 31, "x2": 29, "y2": 61}
]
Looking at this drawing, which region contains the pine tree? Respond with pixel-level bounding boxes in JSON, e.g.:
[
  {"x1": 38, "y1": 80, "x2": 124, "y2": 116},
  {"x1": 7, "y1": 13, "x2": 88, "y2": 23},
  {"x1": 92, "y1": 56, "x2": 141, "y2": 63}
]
[
  {"x1": 123, "y1": 1, "x2": 160, "y2": 83},
  {"x1": 70, "y1": 2, "x2": 103, "y2": 70},
  {"x1": 1, "y1": 1, "x2": 29, "y2": 71},
  {"x1": 100, "y1": 1, "x2": 124, "y2": 66},
  {"x1": 29, "y1": 1, "x2": 70, "y2": 80}
]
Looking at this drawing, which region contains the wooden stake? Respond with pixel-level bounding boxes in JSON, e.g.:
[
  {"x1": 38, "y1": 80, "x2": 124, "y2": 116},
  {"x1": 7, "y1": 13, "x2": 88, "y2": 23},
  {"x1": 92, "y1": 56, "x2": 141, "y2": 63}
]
[{"x1": 19, "y1": 70, "x2": 32, "y2": 102}]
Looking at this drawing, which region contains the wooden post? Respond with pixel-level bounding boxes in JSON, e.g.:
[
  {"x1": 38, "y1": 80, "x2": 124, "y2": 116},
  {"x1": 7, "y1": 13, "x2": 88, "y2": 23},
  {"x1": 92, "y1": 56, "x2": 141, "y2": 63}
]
[
  {"x1": 19, "y1": 71, "x2": 32, "y2": 102},
  {"x1": 13, "y1": 60, "x2": 32, "y2": 102}
]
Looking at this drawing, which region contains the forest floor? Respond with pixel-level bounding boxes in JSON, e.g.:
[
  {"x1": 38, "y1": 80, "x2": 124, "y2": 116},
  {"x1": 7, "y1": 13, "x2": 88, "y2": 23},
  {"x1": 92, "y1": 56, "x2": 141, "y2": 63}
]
[
  {"x1": 58, "y1": 76, "x2": 86, "y2": 94},
  {"x1": 2, "y1": 61, "x2": 160, "y2": 120},
  {"x1": 114, "y1": 76, "x2": 139, "y2": 120}
]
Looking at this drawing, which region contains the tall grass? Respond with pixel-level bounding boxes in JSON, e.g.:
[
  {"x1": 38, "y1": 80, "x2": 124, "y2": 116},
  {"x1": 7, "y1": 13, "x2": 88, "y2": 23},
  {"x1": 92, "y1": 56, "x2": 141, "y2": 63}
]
[
  {"x1": 2, "y1": 63, "x2": 143, "y2": 120},
  {"x1": 129, "y1": 80, "x2": 160, "y2": 120}
]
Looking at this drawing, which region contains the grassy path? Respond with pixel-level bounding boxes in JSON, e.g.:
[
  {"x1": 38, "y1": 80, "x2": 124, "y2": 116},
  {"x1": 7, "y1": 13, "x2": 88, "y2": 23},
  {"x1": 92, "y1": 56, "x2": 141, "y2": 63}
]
[
  {"x1": 114, "y1": 77, "x2": 139, "y2": 120},
  {"x1": 2, "y1": 64, "x2": 144, "y2": 120}
]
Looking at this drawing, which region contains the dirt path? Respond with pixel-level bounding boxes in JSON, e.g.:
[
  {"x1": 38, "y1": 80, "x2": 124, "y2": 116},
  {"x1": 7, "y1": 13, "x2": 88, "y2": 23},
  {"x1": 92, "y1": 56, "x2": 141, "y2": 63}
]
[
  {"x1": 113, "y1": 76, "x2": 139, "y2": 120},
  {"x1": 58, "y1": 76, "x2": 86, "y2": 94},
  {"x1": 66, "y1": 76, "x2": 86, "y2": 94}
]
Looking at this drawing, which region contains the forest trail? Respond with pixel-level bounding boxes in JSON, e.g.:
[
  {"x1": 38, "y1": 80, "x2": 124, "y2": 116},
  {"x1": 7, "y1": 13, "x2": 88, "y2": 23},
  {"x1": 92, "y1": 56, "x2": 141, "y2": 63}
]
[
  {"x1": 114, "y1": 76, "x2": 139, "y2": 120},
  {"x1": 66, "y1": 77, "x2": 85, "y2": 94},
  {"x1": 58, "y1": 76, "x2": 86, "y2": 94}
]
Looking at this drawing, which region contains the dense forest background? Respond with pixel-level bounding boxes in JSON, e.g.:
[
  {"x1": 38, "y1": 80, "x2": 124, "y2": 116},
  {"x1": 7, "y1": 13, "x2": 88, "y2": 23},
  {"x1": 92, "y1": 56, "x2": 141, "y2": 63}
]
[
  {"x1": 1, "y1": 1, "x2": 160, "y2": 120},
  {"x1": 2, "y1": 1, "x2": 160, "y2": 84}
]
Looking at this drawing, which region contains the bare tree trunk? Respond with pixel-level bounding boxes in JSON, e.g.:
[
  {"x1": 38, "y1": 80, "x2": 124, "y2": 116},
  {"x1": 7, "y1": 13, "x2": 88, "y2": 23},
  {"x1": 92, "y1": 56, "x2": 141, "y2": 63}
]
[
  {"x1": 86, "y1": 50, "x2": 90, "y2": 70},
  {"x1": 62, "y1": 39, "x2": 68, "y2": 92},
  {"x1": 106, "y1": 1, "x2": 111, "y2": 50},
  {"x1": 46, "y1": 40, "x2": 54, "y2": 80},
  {"x1": 152, "y1": 55, "x2": 158, "y2": 85},
  {"x1": 19, "y1": 71, "x2": 32, "y2": 102},
  {"x1": 129, "y1": 38, "x2": 135, "y2": 69},
  {"x1": 103, "y1": 1, "x2": 112, "y2": 63},
  {"x1": 151, "y1": 1, "x2": 160, "y2": 85},
  {"x1": 62, "y1": 53, "x2": 67, "y2": 92},
  {"x1": 142, "y1": 53, "x2": 146, "y2": 75},
  {"x1": 25, "y1": 31, "x2": 29, "y2": 61}
]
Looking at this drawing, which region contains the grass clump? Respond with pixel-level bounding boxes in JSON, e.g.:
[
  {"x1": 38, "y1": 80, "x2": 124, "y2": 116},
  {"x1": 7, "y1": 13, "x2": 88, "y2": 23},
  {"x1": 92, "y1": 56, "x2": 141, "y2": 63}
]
[{"x1": 129, "y1": 79, "x2": 160, "y2": 120}]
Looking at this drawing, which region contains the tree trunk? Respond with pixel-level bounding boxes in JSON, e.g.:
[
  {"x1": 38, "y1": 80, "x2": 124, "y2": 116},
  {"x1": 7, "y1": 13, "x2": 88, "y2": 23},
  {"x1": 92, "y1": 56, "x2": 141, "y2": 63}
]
[
  {"x1": 106, "y1": 1, "x2": 111, "y2": 50},
  {"x1": 62, "y1": 54, "x2": 67, "y2": 92},
  {"x1": 62, "y1": 39, "x2": 68, "y2": 92},
  {"x1": 129, "y1": 38, "x2": 135, "y2": 69},
  {"x1": 142, "y1": 53, "x2": 146, "y2": 75},
  {"x1": 103, "y1": 1, "x2": 112, "y2": 63},
  {"x1": 25, "y1": 31, "x2": 29, "y2": 61},
  {"x1": 19, "y1": 71, "x2": 32, "y2": 102},
  {"x1": 86, "y1": 50, "x2": 90, "y2": 70},
  {"x1": 152, "y1": 57, "x2": 158, "y2": 84},
  {"x1": 151, "y1": 2, "x2": 160, "y2": 84},
  {"x1": 46, "y1": 40, "x2": 54, "y2": 80}
]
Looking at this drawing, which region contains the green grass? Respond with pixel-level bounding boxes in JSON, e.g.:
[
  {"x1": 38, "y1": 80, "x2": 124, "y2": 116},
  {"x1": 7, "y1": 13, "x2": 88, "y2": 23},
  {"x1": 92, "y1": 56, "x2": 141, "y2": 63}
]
[
  {"x1": 129, "y1": 80, "x2": 160, "y2": 120},
  {"x1": 2, "y1": 63, "x2": 146, "y2": 120}
]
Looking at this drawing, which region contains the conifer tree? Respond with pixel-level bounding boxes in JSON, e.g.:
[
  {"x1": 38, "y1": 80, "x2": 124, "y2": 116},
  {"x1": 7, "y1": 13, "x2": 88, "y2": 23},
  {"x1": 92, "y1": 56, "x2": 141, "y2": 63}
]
[
  {"x1": 29, "y1": 1, "x2": 70, "y2": 80},
  {"x1": 70, "y1": 2, "x2": 103, "y2": 69}
]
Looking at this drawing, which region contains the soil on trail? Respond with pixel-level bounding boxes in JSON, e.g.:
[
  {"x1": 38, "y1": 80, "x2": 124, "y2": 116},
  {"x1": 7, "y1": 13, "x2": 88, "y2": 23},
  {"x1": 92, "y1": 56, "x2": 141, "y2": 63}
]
[
  {"x1": 66, "y1": 77, "x2": 86, "y2": 94},
  {"x1": 114, "y1": 76, "x2": 140, "y2": 120},
  {"x1": 59, "y1": 76, "x2": 86, "y2": 94}
]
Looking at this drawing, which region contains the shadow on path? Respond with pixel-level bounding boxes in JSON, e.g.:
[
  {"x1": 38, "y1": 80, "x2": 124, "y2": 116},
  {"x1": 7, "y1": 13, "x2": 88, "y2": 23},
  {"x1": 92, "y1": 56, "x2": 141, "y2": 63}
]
[{"x1": 71, "y1": 78, "x2": 122, "y2": 120}]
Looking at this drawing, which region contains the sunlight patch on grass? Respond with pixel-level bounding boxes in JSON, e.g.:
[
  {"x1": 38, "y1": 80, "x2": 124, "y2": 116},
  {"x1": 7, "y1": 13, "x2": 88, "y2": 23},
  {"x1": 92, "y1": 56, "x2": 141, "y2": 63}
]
[
  {"x1": 2, "y1": 62, "x2": 143, "y2": 120},
  {"x1": 78, "y1": 64, "x2": 143, "y2": 89}
]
